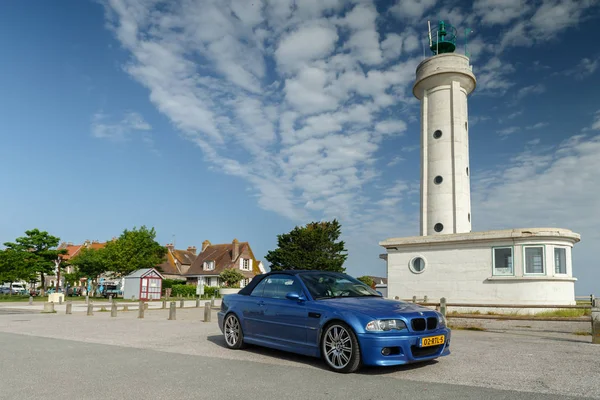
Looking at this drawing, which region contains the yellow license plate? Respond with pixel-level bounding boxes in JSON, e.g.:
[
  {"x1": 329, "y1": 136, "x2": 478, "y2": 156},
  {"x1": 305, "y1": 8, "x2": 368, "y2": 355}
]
[{"x1": 420, "y1": 335, "x2": 445, "y2": 347}]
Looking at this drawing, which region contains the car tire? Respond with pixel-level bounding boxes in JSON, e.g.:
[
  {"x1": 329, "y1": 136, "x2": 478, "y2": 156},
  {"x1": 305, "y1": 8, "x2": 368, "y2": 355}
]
[
  {"x1": 223, "y1": 313, "x2": 245, "y2": 350},
  {"x1": 321, "y1": 321, "x2": 361, "y2": 373}
]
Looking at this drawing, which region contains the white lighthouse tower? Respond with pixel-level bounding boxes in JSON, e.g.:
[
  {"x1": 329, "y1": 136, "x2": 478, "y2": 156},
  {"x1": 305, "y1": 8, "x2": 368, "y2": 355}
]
[
  {"x1": 380, "y1": 20, "x2": 580, "y2": 309},
  {"x1": 413, "y1": 21, "x2": 476, "y2": 236}
]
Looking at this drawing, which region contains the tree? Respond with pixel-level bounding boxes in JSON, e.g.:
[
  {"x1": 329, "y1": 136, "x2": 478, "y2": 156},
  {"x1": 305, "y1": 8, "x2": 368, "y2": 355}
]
[
  {"x1": 0, "y1": 249, "x2": 34, "y2": 293},
  {"x1": 103, "y1": 226, "x2": 166, "y2": 277},
  {"x1": 357, "y1": 276, "x2": 375, "y2": 288},
  {"x1": 68, "y1": 248, "x2": 107, "y2": 295},
  {"x1": 3, "y1": 229, "x2": 66, "y2": 292},
  {"x1": 265, "y1": 219, "x2": 348, "y2": 272},
  {"x1": 220, "y1": 268, "x2": 245, "y2": 288}
]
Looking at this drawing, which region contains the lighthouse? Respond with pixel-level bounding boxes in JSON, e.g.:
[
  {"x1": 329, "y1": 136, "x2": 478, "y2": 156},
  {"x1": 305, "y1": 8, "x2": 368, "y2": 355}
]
[
  {"x1": 379, "y1": 20, "x2": 580, "y2": 309},
  {"x1": 412, "y1": 20, "x2": 476, "y2": 236}
]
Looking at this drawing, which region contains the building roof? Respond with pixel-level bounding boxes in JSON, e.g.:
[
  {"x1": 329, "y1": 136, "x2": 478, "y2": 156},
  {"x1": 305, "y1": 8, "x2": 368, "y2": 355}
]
[
  {"x1": 379, "y1": 228, "x2": 581, "y2": 248},
  {"x1": 58, "y1": 240, "x2": 107, "y2": 260},
  {"x1": 156, "y1": 246, "x2": 197, "y2": 277},
  {"x1": 186, "y1": 241, "x2": 259, "y2": 278},
  {"x1": 368, "y1": 276, "x2": 388, "y2": 285},
  {"x1": 125, "y1": 268, "x2": 164, "y2": 279}
]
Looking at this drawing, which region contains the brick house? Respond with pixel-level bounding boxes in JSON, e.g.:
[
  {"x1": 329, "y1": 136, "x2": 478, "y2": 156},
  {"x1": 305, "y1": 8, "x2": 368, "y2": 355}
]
[
  {"x1": 185, "y1": 239, "x2": 266, "y2": 288},
  {"x1": 156, "y1": 244, "x2": 198, "y2": 281}
]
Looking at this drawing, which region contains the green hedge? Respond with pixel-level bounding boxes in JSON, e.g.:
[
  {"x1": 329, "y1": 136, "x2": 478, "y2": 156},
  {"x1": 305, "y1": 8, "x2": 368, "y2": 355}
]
[{"x1": 170, "y1": 284, "x2": 196, "y2": 297}]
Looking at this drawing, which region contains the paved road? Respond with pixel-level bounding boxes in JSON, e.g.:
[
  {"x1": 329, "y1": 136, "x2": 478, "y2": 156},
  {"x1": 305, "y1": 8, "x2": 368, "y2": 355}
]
[
  {"x1": 0, "y1": 332, "x2": 592, "y2": 400},
  {"x1": 0, "y1": 308, "x2": 599, "y2": 399}
]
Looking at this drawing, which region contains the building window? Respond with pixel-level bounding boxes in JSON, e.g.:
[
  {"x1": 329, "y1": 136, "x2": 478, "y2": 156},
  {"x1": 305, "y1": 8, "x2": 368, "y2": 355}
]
[
  {"x1": 554, "y1": 247, "x2": 567, "y2": 274},
  {"x1": 409, "y1": 256, "x2": 426, "y2": 274},
  {"x1": 206, "y1": 277, "x2": 211, "y2": 286},
  {"x1": 242, "y1": 278, "x2": 250, "y2": 287},
  {"x1": 434, "y1": 176, "x2": 443, "y2": 184},
  {"x1": 433, "y1": 130, "x2": 442, "y2": 139},
  {"x1": 434, "y1": 223, "x2": 443, "y2": 233},
  {"x1": 524, "y1": 246, "x2": 545, "y2": 274},
  {"x1": 242, "y1": 259, "x2": 250, "y2": 271},
  {"x1": 203, "y1": 261, "x2": 215, "y2": 271},
  {"x1": 492, "y1": 247, "x2": 513, "y2": 276}
]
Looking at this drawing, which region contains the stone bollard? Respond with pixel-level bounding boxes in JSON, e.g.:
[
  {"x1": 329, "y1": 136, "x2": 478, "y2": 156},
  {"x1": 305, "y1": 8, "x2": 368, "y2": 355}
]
[
  {"x1": 412, "y1": 295, "x2": 417, "y2": 303},
  {"x1": 29, "y1": 296, "x2": 33, "y2": 305},
  {"x1": 162, "y1": 299, "x2": 166, "y2": 309},
  {"x1": 204, "y1": 302, "x2": 211, "y2": 322},
  {"x1": 66, "y1": 301, "x2": 72, "y2": 315},
  {"x1": 43, "y1": 302, "x2": 55, "y2": 313},
  {"x1": 211, "y1": 296, "x2": 215, "y2": 307},
  {"x1": 195, "y1": 298, "x2": 200, "y2": 308},
  {"x1": 59, "y1": 296, "x2": 63, "y2": 305},
  {"x1": 109, "y1": 295, "x2": 112, "y2": 302},
  {"x1": 168, "y1": 301, "x2": 176, "y2": 320},
  {"x1": 87, "y1": 302, "x2": 93, "y2": 316},
  {"x1": 424, "y1": 295, "x2": 428, "y2": 303},
  {"x1": 440, "y1": 297, "x2": 447, "y2": 318},
  {"x1": 592, "y1": 298, "x2": 600, "y2": 344},
  {"x1": 123, "y1": 305, "x2": 129, "y2": 311},
  {"x1": 394, "y1": 296, "x2": 399, "y2": 300},
  {"x1": 86, "y1": 295, "x2": 89, "y2": 304},
  {"x1": 180, "y1": 299, "x2": 184, "y2": 309},
  {"x1": 111, "y1": 301, "x2": 117, "y2": 317},
  {"x1": 144, "y1": 302, "x2": 149, "y2": 310},
  {"x1": 138, "y1": 301, "x2": 145, "y2": 319}
]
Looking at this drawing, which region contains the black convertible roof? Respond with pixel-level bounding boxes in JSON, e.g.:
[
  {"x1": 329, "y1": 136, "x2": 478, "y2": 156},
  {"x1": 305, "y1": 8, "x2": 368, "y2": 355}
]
[{"x1": 237, "y1": 270, "x2": 346, "y2": 296}]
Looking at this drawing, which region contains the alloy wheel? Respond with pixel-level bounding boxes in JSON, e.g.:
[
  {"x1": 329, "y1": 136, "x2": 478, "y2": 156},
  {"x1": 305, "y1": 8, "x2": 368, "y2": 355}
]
[
  {"x1": 323, "y1": 324, "x2": 353, "y2": 369},
  {"x1": 224, "y1": 315, "x2": 240, "y2": 347}
]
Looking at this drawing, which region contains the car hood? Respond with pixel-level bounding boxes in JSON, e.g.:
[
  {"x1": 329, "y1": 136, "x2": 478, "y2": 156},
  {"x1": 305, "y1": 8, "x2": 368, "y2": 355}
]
[{"x1": 319, "y1": 297, "x2": 436, "y2": 319}]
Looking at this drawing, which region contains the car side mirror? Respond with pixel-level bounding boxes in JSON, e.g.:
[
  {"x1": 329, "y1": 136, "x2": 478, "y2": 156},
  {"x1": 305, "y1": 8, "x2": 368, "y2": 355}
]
[{"x1": 286, "y1": 292, "x2": 306, "y2": 302}]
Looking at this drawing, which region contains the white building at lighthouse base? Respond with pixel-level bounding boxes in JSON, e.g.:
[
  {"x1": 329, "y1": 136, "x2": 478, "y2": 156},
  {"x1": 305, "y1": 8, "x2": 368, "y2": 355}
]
[{"x1": 380, "y1": 228, "x2": 580, "y2": 308}]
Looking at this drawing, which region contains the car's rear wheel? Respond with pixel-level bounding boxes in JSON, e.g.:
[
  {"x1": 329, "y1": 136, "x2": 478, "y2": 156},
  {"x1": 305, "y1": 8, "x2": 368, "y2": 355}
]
[
  {"x1": 223, "y1": 313, "x2": 245, "y2": 349},
  {"x1": 321, "y1": 321, "x2": 361, "y2": 373}
]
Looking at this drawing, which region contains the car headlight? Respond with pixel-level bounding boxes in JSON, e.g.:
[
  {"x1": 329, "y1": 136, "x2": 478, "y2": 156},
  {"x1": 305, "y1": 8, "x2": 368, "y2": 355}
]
[
  {"x1": 437, "y1": 312, "x2": 446, "y2": 328},
  {"x1": 366, "y1": 319, "x2": 407, "y2": 332}
]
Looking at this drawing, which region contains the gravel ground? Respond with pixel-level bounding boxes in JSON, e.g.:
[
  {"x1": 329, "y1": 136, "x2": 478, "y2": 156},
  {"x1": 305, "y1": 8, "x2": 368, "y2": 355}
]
[{"x1": 0, "y1": 307, "x2": 599, "y2": 398}]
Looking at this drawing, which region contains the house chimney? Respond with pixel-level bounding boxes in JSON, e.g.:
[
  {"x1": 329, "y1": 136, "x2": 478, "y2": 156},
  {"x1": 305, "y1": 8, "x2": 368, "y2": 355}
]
[
  {"x1": 187, "y1": 246, "x2": 197, "y2": 255},
  {"x1": 166, "y1": 243, "x2": 175, "y2": 251},
  {"x1": 232, "y1": 238, "x2": 240, "y2": 260},
  {"x1": 201, "y1": 240, "x2": 211, "y2": 252}
]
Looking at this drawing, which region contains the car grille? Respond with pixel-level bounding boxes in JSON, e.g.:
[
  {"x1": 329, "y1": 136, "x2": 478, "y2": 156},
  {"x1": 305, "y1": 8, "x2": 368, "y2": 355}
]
[
  {"x1": 410, "y1": 317, "x2": 438, "y2": 331},
  {"x1": 411, "y1": 344, "x2": 443, "y2": 358}
]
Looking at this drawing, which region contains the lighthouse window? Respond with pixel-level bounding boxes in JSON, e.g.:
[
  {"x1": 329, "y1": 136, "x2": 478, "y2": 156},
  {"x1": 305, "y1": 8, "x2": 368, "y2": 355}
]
[
  {"x1": 466, "y1": 167, "x2": 469, "y2": 176},
  {"x1": 492, "y1": 247, "x2": 513, "y2": 276},
  {"x1": 468, "y1": 213, "x2": 471, "y2": 222},
  {"x1": 465, "y1": 121, "x2": 468, "y2": 131},
  {"x1": 434, "y1": 223, "x2": 444, "y2": 232},
  {"x1": 434, "y1": 176, "x2": 443, "y2": 184},
  {"x1": 433, "y1": 130, "x2": 442, "y2": 139},
  {"x1": 409, "y1": 256, "x2": 426, "y2": 274},
  {"x1": 524, "y1": 246, "x2": 545, "y2": 275}
]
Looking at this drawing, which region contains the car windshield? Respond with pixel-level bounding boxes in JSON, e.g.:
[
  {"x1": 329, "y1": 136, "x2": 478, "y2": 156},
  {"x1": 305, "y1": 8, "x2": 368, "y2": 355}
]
[{"x1": 298, "y1": 272, "x2": 381, "y2": 300}]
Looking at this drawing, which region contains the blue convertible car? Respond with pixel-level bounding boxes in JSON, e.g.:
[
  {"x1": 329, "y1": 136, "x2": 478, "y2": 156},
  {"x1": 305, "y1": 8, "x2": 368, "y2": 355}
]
[{"x1": 218, "y1": 270, "x2": 450, "y2": 373}]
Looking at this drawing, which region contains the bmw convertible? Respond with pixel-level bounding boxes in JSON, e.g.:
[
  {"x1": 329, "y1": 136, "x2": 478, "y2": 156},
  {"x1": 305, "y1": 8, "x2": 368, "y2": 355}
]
[{"x1": 218, "y1": 270, "x2": 450, "y2": 373}]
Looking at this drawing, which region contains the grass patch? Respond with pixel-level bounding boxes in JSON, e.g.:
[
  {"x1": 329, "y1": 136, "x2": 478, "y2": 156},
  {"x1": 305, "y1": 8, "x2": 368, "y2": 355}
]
[
  {"x1": 448, "y1": 324, "x2": 487, "y2": 331},
  {"x1": 535, "y1": 309, "x2": 591, "y2": 318},
  {"x1": 573, "y1": 331, "x2": 592, "y2": 336}
]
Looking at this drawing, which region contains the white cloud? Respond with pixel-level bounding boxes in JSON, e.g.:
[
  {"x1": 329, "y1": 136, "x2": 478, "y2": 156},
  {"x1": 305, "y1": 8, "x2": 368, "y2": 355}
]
[
  {"x1": 475, "y1": 57, "x2": 516, "y2": 95},
  {"x1": 526, "y1": 122, "x2": 549, "y2": 130},
  {"x1": 564, "y1": 56, "x2": 600, "y2": 80},
  {"x1": 390, "y1": 0, "x2": 437, "y2": 21},
  {"x1": 516, "y1": 84, "x2": 546, "y2": 99},
  {"x1": 497, "y1": 126, "x2": 519, "y2": 137},
  {"x1": 91, "y1": 111, "x2": 151, "y2": 141},
  {"x1": 474, "y1": 0, "x2": 529, "y2": 25},
  {"x1": 275, "y1": 22, "x2": 339, "y2": 73}
]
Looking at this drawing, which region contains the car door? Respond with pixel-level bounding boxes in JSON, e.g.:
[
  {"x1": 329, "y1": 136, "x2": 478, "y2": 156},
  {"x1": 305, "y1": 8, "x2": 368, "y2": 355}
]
[
  {"x1": 240, "y1": 278, "x2": 269, "y2": 338},
  {"x1": 259, "y1": 275, "x2": 308, "y2": 346}
]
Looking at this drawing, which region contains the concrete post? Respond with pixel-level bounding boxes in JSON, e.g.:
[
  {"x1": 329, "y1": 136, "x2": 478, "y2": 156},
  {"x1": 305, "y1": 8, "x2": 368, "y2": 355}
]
[
  {"x1": 29, "y1": 296, "x2": 33, "y2": 305},
  {"x1": 168, "y1": 301, "x2": 176, "y2": 320},
  {"x1": 592, "y1": 298, "x2": 600, "y2": 345},
  {"x1": 180, "y1": 299, "x2": 184, "y2": 308},
  {"x1": 111, "y1": 301, "x2": 117, "y2": 317},
  {"x1": 424, "y1": 295, "x2": 428, "y2": 303},
  {"x1": 196, "y1": 298, "x2": 200, "y2": 308},
  {"x1": 59, "y1": 296, "x2": 63, "y2": 305},
  {"x1": 144, "y1": 302, "x2": 149, "y2": 310},
  {"x1": 66, "y1": 301, "x2": 72, "y2": 315},
  {"x1": 138, "y1": 301, "x2": 144, "y2": 318},
  {"x1": 87, "y1": 302, "x2": 93, "y2": 316},
  {"x1": 109, "y1": 295, "x2": 113, "y2": 302},
  {"x1": 211, "y1": 296, "x2": 215, "y2": 307},
  {"x1": 43, "y1": 302, "x2": 55, "y2": 313},
  {"x1": 85, "y1": 295, "x2": 89, "y2": 304},
  {"x1": 204, "y1": 302, "x2": 211, "y2": 322},
  {"x1": 440, "y1": 297, "x2": 447, "y2": 318},
  {"x1": 162, "y1": 299, "x2": 166, "y2": 309},
  {"x1": 412, "y1": 295, "x2": 417, "y2": 303}
]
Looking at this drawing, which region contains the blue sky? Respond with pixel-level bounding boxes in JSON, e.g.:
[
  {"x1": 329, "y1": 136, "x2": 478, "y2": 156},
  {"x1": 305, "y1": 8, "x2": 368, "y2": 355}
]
[{"x1": 1, "y1": 0, "x2": 599, "y2": 295}]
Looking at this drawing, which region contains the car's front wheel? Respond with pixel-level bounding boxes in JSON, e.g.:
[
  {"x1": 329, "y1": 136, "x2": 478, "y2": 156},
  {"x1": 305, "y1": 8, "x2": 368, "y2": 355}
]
[
  {"x1": 321, "y1": 321, "x2": 361, "y2": 373},
  {"x1": 223, "y1": 313, "x2": 245, "y2": 349}
]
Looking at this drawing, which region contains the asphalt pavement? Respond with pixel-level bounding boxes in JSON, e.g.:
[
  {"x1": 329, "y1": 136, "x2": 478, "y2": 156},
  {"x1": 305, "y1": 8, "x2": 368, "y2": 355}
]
[{"x1": 0, "y1": 307, "x2": 599, "y2": 399}]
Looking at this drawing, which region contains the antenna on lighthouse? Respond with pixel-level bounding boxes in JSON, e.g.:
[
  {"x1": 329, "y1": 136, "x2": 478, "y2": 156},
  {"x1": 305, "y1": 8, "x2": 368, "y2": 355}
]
[{"x1": 428, "y1": 20, "x2": 432, "y2": 47}]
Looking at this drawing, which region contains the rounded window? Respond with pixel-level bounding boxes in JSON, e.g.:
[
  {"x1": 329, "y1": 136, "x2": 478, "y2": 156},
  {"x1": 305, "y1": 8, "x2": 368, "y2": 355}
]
[
  {"x1": 409, "y1": 256, "x2": 426, "y2": 274},
  {"x1": 434, "y1": 175, "x2": 443, "y2": 185},
  {"x1": 433, "y1": 130, "x2": 442, "y2": 139},
  {"x1": 434, "y1": 223, "x2": 444, "y2": 233}
]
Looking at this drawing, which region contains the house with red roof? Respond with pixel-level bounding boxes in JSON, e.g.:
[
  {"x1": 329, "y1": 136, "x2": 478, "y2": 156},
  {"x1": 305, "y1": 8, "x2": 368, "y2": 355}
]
[
  {"x1": 156, "y1": 244, "x2": 198, "y2": 281},
  {"x1": 185, "y1": 239, "x2": 266, "y2": 288}
]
